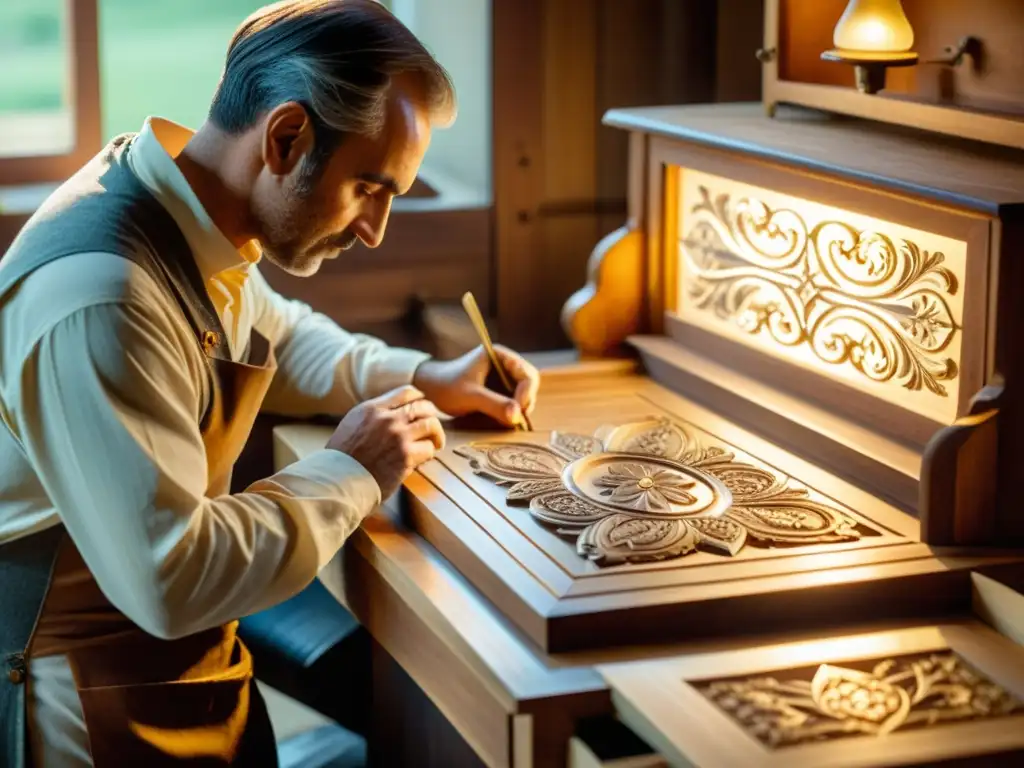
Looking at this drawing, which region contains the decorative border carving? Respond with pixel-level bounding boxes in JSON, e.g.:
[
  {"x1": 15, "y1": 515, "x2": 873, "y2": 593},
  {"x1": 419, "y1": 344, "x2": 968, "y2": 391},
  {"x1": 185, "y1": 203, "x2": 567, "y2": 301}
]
[
  {"x1": 696, "y1": 652, "x2": 1024, "y2": 748},
  {"x1": 680, "y1": 184, "x2": 961, "y2": 397},
  {"x1": 455, "y1": 417, "x2": 874, "y2": 567}
]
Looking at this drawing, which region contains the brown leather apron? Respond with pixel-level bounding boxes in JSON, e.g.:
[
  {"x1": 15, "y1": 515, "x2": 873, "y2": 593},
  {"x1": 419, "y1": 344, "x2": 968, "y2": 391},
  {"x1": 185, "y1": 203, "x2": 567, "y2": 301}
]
[{"x1": 26, "y1": 330, "x2": 279, "y2": 766}]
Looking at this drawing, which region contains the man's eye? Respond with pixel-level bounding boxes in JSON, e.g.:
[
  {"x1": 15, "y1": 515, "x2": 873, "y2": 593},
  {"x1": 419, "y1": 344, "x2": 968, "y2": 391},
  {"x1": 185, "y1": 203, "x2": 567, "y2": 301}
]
[{"x1": 356, "y1": 184, "x2": 372, "y2": 198}]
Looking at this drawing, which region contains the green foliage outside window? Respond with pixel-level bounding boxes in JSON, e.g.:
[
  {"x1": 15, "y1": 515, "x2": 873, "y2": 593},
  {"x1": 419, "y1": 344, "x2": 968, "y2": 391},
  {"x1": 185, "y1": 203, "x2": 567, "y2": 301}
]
[{"x1": 0, "y1": 0, "x2": 267, "y2": 138}]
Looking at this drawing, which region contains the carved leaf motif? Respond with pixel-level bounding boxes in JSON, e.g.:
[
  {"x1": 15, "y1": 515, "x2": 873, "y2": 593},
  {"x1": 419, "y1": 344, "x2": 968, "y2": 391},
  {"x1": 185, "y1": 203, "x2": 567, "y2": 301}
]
[
  {"x1": 604, "y1": 419, "x2": 689, "y2": 460},
  {"x1": 506, "y1": 479, "x2": 565, "y2": 504},
  {"x1": 454, "y1": 442, "x2": 567, "y2": 482},
  {"x1": 704, "y1": 463, "x2": 784, "y2": 501},
  {"x1": 689, "y1": 517, "x2": 747, "y2": 556},
  {"x1": 683, "y1": 445, "x2": 732, "y2": 468},
  {"x1": 529, "y1": 492, "x2": 609, "y2": 529},
  {"x1": 728, "y1": 501, "x2": 861, "y2": 545},
  {"x1": 577, "y1": 514, "x2": 697, "y2": 566},
  {"x1": 897, "y1": 290, "x2": 957, "y2": 353},
  {"x1": 550, "y1": 432, "x2": 603, "y2": 460}
]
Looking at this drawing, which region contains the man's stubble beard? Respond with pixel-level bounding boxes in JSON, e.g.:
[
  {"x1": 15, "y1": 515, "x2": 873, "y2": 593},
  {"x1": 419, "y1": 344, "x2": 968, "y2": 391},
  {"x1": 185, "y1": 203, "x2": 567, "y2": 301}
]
[{"x1": 252, "y1": 159, "x2": 359, "y2": 277}]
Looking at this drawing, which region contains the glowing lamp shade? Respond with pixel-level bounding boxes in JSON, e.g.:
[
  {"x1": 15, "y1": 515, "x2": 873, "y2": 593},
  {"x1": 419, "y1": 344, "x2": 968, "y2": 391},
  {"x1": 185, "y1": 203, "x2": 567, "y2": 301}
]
[
  {"x1": 833, "y1": 0, "x2": 914, "y2": 53},
  {"x1": 821, "y1": 0, "x2": 917, "y2": 93}
]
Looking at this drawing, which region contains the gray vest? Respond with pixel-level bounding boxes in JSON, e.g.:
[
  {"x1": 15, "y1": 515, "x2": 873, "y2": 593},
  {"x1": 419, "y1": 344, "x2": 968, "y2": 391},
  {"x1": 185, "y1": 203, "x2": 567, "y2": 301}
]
[{"x1": 0, "y1": 135, "x2": 243, "y2": 766}]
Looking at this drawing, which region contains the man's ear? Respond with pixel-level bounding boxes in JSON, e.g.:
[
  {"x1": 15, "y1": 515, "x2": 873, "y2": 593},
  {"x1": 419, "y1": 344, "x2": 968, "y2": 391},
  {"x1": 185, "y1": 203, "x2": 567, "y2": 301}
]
[{"x1": 263, "y1": 102, "x2": 315, "y2": 176}]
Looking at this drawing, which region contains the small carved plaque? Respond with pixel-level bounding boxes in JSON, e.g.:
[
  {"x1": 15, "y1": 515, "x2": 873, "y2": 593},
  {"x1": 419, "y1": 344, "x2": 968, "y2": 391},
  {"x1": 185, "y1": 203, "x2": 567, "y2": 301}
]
[
  {"x1": 695, "y1": 652, "x2": 1024, "y2": 748},
  {"x1": 454, "y1": 416, "x2": 875, "y2": 567}
]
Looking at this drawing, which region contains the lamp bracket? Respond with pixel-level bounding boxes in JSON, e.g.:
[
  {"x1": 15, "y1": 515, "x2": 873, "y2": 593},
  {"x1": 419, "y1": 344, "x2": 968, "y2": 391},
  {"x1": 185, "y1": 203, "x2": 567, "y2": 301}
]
[{"x1": 924, "y1": 36, "x2": 982, "y2": 67}]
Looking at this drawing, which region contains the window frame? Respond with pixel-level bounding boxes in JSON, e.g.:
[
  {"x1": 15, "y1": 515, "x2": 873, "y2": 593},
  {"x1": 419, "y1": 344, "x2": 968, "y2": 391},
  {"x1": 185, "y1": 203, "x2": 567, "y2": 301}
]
[{"x1": 1, "y1": 0, "x2": 101, "y2": 186}]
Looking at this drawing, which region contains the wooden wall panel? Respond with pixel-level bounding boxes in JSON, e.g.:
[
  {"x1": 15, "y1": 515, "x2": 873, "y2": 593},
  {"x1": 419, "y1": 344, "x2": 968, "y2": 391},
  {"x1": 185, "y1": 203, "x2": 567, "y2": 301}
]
[
  {"x1": 492, "y1": 0, "x2": 546, "y2": 352},
  {"x1": 716, "y1": 0, "x2": 766, "y2": 102},
  {"x1": 494, "y1": 0, "x2": 763, "y2": 353}
]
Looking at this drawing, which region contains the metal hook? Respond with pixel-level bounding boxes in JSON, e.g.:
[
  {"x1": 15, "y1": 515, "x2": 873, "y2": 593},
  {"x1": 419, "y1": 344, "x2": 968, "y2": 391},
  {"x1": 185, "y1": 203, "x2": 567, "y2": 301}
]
[{"x1": 924, "y1": 36, "x2": 982, "y2": 67}]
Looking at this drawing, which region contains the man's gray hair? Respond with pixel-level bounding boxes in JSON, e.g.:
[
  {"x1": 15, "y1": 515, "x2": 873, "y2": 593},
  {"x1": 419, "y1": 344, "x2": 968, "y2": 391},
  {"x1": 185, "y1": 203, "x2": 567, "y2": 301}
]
[{"x1": 209, "y1": 0, "x2": 455, "y2": 148}]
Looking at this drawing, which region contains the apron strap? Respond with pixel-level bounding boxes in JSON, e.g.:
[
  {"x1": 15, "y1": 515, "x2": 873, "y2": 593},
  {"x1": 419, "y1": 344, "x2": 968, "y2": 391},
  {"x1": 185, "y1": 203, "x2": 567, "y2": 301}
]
[{"x1": 0, "y1": 525, "x2": 65, "y2": 768}]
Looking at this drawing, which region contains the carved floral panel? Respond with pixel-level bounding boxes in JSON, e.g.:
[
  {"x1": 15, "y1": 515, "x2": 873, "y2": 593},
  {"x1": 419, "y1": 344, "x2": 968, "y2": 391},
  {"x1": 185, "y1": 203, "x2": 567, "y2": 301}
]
[
  {"x1": 677, "y1": 169, "x2": 968, "y2": 423},
  {"x1": 694, "y1": 651, "x2": 1023, "y2": 748},
  {"x1": 454, "y1": 416, "x2": 883, "y2": 567}
]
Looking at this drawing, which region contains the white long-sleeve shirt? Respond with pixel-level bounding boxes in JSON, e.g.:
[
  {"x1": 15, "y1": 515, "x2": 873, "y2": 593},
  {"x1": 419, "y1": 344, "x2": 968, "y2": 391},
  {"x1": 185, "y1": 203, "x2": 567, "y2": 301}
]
[{"x1": 0, "y1": 117, "x2": 429, "y2": 766}]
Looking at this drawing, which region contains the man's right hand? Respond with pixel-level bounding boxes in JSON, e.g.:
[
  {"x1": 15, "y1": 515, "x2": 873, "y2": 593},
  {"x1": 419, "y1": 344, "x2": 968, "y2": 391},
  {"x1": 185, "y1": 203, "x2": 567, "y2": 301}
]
[{"x1": 327, "y1": 385, "x2": 446, "y2": 500}]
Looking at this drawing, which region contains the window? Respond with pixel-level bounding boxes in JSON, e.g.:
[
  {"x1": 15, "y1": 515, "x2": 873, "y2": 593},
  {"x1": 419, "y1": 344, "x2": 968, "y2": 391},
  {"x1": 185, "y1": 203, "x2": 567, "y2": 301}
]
[
  {"x1": 0, "y1": 0, "x2": 100, "y2": 186},
  {"x1": 390, "y1": 0, "x2": 491, "y2": 199},
  {"x1": 1, "y1": 0, "x2": 491, "y2": 200},
  {"x1": 96, "y1": 0, "x2": 492, "y2": 199},
  {"x1": 0, "y1": 0, "x2": 73, "y2": 158},
  {"x1": 97, "y1": 0, "x2": 263, "y2": 140}
]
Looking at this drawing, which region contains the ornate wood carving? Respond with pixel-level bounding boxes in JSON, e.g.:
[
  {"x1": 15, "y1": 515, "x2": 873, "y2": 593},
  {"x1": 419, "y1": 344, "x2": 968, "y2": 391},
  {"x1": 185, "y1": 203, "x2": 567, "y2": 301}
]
[
  {"x1": 681, "y1": 183, "x2": 961, "y2": 397},
  {"x1": 697, "y1": 651, "x2": 1024, "y2": 748},
  {"x1": 455, "y1": 416, "x2": 873, "y2": 567}
]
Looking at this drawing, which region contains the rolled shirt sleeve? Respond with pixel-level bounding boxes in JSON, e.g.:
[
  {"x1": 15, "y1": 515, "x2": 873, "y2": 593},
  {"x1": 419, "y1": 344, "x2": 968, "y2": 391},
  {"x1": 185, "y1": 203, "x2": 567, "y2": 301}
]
[{"x1": 248, "y1": 267, "x2": 430, "y2": 417}]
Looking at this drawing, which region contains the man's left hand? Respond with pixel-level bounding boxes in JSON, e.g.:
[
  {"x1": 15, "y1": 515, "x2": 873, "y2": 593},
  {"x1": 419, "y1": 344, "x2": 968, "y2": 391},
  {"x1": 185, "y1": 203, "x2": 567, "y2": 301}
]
[{"x1": 413, "y1": 345, "x2": 540, "y2": 429}]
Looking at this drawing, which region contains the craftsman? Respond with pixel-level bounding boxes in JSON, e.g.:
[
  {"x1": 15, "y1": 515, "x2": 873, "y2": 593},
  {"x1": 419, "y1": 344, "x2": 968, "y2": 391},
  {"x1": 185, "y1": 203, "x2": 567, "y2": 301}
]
[{"x1": 0, "y1": 1, "x2": 538, "y2": 765}]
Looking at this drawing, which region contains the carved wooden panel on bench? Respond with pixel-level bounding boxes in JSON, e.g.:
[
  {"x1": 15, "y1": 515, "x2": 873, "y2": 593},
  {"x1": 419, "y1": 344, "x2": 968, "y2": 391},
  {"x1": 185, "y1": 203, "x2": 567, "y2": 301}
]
[
  {"x1": 455, "y1": 415, "x2": 874, "y2": 567},
  {"x1": 403, "y1": 373, "x2": 1024, "y2": 653}
]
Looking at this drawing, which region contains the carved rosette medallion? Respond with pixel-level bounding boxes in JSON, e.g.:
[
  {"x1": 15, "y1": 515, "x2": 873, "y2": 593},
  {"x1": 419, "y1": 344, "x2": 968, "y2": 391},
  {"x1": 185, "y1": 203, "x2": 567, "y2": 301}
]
[
  {"x1": 696, "y1": 652, "x2": 1024, "y2": 747},
  {"x1": 454, "y1": 416, "x2": 867, "y2": 567},
  {"x1": 680, "y1": 184, "x2": 961, "y2": 397},
  {"x1": 563, "y1": 453, "x2": 731, "y2": 518}
]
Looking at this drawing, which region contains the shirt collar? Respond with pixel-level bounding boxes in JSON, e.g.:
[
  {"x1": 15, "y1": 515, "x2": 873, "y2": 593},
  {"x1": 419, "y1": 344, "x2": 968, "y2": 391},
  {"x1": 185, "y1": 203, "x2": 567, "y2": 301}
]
[{"x1": 126, "y1": 117, "x2": 261, "y2": 281}]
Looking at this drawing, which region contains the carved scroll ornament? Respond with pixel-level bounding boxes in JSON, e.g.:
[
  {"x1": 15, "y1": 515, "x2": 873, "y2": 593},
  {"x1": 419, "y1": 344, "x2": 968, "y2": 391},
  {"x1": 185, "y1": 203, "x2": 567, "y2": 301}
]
[
  {"x1": 697, "y1": 652, "x2": 1023, "y2": 748},
  {"x1": 454, "y1": 417, "x2": 868, "y2": 567},
  {"x1": 681, "y1": 185, "x2": 961, "y2": 397}
]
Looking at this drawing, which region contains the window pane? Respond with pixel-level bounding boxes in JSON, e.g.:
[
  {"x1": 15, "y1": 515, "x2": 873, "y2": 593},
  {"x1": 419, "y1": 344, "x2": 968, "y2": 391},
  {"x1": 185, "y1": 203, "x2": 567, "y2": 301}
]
[
  {"x1": 98, "y1": 0, "x2": 263, "y2": 139},
  {"x1": 0, "y1": 0, "x2": 73, "y2": 158},
  {"x1": 95, "y1": 0, "x2": 491, "y2": 197}
]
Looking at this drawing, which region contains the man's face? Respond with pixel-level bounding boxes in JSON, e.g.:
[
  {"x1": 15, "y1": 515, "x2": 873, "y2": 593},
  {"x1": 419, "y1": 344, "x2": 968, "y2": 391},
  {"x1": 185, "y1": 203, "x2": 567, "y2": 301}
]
[{"x1": 251, "y1": 93, "x2": 431, "y2": 276}]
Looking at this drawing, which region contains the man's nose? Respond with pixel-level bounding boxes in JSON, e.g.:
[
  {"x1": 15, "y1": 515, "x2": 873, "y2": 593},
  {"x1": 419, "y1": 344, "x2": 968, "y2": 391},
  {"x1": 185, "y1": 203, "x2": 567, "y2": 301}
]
[{"x1": 352, "y1": 200, "x2": 391, "y2": 249}]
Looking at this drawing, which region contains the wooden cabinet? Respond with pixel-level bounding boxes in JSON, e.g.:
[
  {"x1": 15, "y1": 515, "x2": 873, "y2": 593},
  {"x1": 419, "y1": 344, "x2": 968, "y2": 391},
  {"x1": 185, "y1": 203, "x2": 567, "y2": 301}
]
[
  {"x1": 381, "y1": 102, "x2": 1024, "y2": 764},
  {"x1": 565, "y1": 102, "x2": 1024, "y2": 548}
]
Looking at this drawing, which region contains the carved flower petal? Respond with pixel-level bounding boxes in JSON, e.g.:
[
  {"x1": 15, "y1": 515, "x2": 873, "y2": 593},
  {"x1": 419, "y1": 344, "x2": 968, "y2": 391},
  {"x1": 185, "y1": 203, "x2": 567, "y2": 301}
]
[
  {"x1": 594, "y1": 474, "x2": 623, "y2": 489},
  {"x1": 643, "y1": 489, "x2": 672, "y2": 514},
  {"x1": 609, "y1": 485, "x2": 645, "y2": 505},
  {"x1": 651, "y1": 470, "x2": 697, "y2": 490},
  {"x1": 607, "y1": 464, "x2": 646, "y2": 479},
  {"x1": 658, "y1": 485, "x2": 698, "y2": 506}
]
